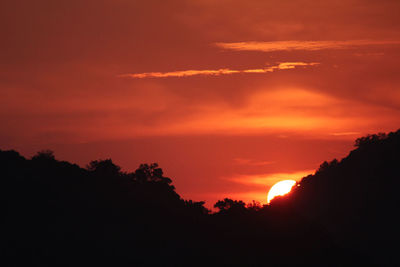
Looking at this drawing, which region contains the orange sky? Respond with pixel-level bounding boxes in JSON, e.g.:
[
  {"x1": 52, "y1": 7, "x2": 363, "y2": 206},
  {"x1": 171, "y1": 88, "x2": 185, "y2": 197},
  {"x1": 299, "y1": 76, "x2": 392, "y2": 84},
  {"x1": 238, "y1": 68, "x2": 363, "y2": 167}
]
[{"x1": 1, "y1": 0, "x2": 400, "y2": 207}]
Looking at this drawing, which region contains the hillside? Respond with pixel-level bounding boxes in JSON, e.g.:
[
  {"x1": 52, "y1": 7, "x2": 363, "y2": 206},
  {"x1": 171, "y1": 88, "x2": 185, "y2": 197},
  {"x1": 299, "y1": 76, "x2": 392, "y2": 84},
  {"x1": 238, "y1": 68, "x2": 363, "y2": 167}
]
[
  {"x1": 4, "y1": 129, "x2": 400, "y2": 265},
  {"x1": 273, "y1": 129, "x2": 400, "y2": 264}
]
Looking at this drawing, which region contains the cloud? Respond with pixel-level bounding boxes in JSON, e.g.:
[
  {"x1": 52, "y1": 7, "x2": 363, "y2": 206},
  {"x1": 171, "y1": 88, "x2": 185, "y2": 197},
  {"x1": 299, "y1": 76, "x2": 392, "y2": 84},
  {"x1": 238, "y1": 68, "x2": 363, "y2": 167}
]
[
  {"x1": 227, "y1": 170, "x2": 313, "y2": 187},
  {"x1": 215, "y1": 40, "x2": 400, "y2": 52},
  {"x1": 276, "y1": 62, "x2": 319, "y2": 69},
  {"x1": 119, "y1": 69, "x2": 240, "y2": 78},
  {"x1": 330, "y1": 132, "x2": 361, "y2": 136},
  {"x1": 233, "y1": 158, "x2": 275, "y2": 166},
  {"x1": 119, "y1": 62, "x2": 319, "y2": 79}
]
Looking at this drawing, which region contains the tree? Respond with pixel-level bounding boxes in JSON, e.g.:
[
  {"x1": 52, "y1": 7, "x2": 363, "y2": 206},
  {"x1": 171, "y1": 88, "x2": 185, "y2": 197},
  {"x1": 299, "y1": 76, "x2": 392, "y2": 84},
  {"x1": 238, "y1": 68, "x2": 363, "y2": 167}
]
[
  {"x1": 185, "y1": 200, "x2": 210, "y2": 214},
  {"x1": 214, "y1": 198, "x2": 246, "y2": 213},
  {"x1": 355, "y1": 133, "x2": 387, "y2": 147},
  {"x1": 133, "y1": 163, "x2": 172, "y2": 185},
  {"x1": 32, "y1": 150, "x2": 55, "y2": 161},
  {"x1": 86, "y1": 159, "x2": 121, "y2": 177},
  {"x1": 246, "y1": 200, "x2": 263, "y2": 211}
]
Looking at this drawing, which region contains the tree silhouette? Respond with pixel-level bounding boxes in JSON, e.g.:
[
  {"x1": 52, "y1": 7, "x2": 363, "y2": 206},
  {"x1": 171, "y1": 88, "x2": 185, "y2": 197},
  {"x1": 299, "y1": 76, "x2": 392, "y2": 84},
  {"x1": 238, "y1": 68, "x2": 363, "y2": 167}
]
[
  {"x1": 32, "y1": 149, "x2": 55, "y2": 161},
  {"x1": 133, "y1": 163, "x2": 173, "y2": 185},
  {"x1": 87, "y1": 159, "x2": 121, "y2": 176},
  {"x1": 4, "y1": 128, "x2": 400, "y2": 266},
  {"x1": 246, "y1": 200, "x2": 263, "y2": 211},
  {"x1": 354, "y1": 132, "x2": 387, "y2": 147},
  {"x1": 214, "y1": 198, "x2": 246, "y2": 213},
  {"x1": 184, "y1": 200, "x2": 210, "y2": 214}
]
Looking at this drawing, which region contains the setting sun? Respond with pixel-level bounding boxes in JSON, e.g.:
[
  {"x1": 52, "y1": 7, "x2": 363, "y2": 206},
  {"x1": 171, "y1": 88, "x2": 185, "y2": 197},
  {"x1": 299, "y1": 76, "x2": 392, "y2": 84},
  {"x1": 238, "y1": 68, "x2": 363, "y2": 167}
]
[{"x1": 267, "y1": 180, "x2": 297, "y2": 203}]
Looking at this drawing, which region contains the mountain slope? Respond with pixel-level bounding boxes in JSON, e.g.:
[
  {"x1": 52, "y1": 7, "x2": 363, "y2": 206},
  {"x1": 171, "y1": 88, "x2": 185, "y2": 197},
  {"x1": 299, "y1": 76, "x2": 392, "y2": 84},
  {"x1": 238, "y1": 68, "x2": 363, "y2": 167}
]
[{"x1": 275, "y1": 129, "x2": 400, "y2": 264}]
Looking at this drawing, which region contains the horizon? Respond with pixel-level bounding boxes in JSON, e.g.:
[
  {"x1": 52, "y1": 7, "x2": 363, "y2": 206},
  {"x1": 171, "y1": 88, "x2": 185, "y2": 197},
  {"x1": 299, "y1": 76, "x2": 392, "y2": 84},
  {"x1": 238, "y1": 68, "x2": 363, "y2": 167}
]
[{"x1": 3, "y1": 129, "x2": 395, "y2": 208}]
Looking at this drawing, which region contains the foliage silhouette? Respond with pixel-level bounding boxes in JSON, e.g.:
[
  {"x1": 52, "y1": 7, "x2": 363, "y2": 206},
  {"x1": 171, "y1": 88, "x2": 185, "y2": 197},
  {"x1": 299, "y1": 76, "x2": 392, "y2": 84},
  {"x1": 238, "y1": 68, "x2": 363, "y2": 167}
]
[
  {"x1": 5, "y1": 129, "x2": 400, "y2": 265},
  {"x1": 270, "y1": 129, "x2": 400, "y2": 265},
  {"x1": 214, "y1": 198, "x2": 246, "y2": 213}
]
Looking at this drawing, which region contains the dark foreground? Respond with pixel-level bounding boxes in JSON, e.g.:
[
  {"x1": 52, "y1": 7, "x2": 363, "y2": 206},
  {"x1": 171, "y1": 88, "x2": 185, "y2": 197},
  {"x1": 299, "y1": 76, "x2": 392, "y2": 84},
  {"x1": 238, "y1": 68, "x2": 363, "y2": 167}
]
[{"x1": 3, "y1": 130, "x2": 400, "y2": 266}]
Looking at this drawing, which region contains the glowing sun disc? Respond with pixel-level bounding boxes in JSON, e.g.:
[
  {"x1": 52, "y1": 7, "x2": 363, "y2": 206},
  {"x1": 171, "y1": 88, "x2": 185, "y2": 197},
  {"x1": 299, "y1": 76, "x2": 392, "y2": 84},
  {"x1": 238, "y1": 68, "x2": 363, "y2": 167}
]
[{"x1": 267, "y1": 180, "x2": 296, "y2": 203}]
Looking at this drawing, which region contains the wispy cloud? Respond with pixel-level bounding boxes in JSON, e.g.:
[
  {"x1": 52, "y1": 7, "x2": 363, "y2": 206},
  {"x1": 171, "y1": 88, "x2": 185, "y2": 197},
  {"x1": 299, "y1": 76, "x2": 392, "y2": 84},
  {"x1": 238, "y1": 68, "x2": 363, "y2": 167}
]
[
  {"x1": 276, "y1": 62, "x2": 319, "y2": 69},
  {"x1": 119, "y1": 62, "x2": 319, "y2": 79},
  {"x1": 330, "y1": 131, "x2": 361, "y2": 136},
  {"x1": 120, "y1": 69, "x2": 240, "y2": 78},
  {"x1": 215, "y1": 40, "x2": 400, "y2": 52},
  {"x1": 233, "y1": 158, "x2": 275, "y2": 166},
  {"x1": 227, "y1": 170, "x2": 313, "y2": 186}
]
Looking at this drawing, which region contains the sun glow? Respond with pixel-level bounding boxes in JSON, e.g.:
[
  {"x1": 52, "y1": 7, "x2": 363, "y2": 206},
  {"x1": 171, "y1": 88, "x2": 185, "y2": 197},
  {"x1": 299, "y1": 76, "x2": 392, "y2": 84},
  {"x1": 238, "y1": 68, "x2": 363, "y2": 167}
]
[{"x1": 267, "y1": 180, "x2": 296, "y2": 204}]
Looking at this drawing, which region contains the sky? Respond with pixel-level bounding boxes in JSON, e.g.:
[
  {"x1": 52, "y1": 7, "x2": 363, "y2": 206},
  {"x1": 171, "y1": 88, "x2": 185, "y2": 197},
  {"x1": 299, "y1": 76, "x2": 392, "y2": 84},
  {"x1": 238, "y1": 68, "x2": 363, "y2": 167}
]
[{"x1": 1, "y1": 0, "x2": 400, "y2": 207}]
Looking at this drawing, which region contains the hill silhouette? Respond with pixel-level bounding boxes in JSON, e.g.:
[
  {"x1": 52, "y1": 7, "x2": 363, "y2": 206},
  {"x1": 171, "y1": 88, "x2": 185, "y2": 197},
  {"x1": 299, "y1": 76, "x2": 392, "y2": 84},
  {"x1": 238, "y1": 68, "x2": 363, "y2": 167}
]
[
  {"x1": 3, "y1": 129, "x2": 400, "y2": 266},
  {"x1": 271, "y1": 130, "x2": 400, "y2": 265}
]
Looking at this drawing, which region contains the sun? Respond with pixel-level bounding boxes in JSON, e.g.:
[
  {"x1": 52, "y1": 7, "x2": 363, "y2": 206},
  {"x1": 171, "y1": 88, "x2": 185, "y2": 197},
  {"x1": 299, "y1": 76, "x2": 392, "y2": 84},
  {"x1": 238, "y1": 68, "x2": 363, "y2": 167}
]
[{"x1": 267, "y1": 180, "x2": 296, "y2": 204}]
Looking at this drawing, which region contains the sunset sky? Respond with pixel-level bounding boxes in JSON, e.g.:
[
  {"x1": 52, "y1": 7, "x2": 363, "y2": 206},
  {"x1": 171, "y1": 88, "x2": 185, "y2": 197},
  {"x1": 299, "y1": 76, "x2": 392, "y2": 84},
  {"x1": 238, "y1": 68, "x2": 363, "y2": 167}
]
[{"x1": 1, "y1": 0, "x2": 400, "y2": 207}]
